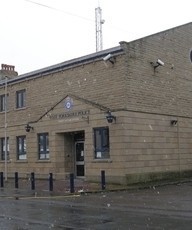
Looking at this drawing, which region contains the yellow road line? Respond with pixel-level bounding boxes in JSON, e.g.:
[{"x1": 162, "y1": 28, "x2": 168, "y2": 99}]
[{"x1": 11, "y1": 194, "x2": 81, "y2": 199}]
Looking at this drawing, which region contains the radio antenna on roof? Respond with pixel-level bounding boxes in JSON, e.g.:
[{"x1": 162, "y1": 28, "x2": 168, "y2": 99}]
[{"x1": 95, "y1": 6, "x2": 105, "y2": 52}]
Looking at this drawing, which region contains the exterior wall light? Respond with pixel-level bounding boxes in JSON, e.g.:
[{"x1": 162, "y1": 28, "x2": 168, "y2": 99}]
[
  {"x1": 25, "y1": 123, "x2": 33, "y2": 132},
  {"x1": 170, "y1": 120, "x2": 178, "y2": 126},
  {"x1": 106, "y1": 111, "x2": 116, "y2": 123}
]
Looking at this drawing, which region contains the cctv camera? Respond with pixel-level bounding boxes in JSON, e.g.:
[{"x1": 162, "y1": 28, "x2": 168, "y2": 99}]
[
  {"x1": 157, "y1": 59, "x2": 164, "y2": 66},
  {"x1": 103, "y1": 54, "x2": 112, "y2": 61}
]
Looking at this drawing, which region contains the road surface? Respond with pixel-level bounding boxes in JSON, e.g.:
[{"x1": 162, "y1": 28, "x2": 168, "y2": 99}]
[{"x1": 0, "y1": 182, "x2": 192, "y2": 229}]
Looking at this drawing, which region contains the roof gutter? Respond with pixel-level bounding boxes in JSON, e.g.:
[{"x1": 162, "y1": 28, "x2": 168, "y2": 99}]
[{"x1": 6, "y1": 46, "x2": 124, "y2": 85}]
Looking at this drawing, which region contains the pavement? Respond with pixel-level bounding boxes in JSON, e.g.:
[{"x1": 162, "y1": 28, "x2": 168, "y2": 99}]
[
  {"x1": 0, "y1": 178, "x2": 101, "y2": 198},
  {"x1": 0, "y1": 177, "x2": 192, "y2": 198}
]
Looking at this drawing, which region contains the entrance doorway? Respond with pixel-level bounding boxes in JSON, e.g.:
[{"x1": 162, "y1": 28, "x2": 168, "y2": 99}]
[{"x1": 75, "y1": 141, "x2": 84, "y2": 177}]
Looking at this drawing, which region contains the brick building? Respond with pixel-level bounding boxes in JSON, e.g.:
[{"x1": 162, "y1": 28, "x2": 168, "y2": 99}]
[{"x1": 0, "y1": 22, "x2": 192, "y2": 184}]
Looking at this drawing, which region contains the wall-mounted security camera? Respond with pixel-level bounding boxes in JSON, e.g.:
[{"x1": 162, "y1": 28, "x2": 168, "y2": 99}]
[
  {"x1": 150, "y1": 58, "x2": 165, "y2": 70},
  {"x1": 103, "y1": 54, "x2": 113, "y2": 61},
  {"x1": 157, "y1": 59, "x2": 164, "y2": 66},
  {"x1": 103, "y1": 54, "x2": 116, "y2": 65},
  {"x1": 170, "y1": 119, "x2": 178, "y2": 126}
]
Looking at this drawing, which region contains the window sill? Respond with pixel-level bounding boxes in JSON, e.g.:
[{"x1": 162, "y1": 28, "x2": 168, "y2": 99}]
[
  {"x1": 16, "y1": 160, "x2": 28, "y2": 163},
  {"x1": 15, "y1": 106, "x2": 27, "y2": 111},
  {"x1": 0, "y1": 160, "x2": 11, "y2": 163},
  {"x1": 0, "y1": 110, "x2": 10, "y2": 114},
  {"x1": 36, "y1": 160, "x2": 51, "y2": 163},
  {"x1": 92, "y1": 159, "x2": 112, "y2": 163}
]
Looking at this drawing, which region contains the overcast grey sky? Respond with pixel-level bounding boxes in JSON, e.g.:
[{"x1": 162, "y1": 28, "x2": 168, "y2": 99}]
[{"x1": 0, "y1": 0, "x2": 191, "y2": 74}]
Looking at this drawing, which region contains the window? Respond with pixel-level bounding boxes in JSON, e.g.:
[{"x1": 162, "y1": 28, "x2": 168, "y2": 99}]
[
  {"x1": 16, "y1": 89, "x2": 26, "y2": 108},
  {"x1": 17, "y1": 136, "x2": 26, "y2": 160},
  {"x1": 94, "y1": 127, "x2": 110, "y2": 159},
  {"x1": 0, "y1": 94, "x2": 8, "y2": 112},
  {"x1": 0, "y1": 137, "x2": 9, "y2": 160},
  {"x1": 38, "y1": 133, "x2": 49, "y2": 160}
]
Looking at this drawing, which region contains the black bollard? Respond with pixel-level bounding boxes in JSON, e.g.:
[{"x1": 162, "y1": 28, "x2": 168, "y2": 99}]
[
  {"x1": 31, "y1": 172, "x2": 35, "y2": 190},
  {"x1": 49, "y1": 173, "x2": 53, "y2": 192},
  {"x1": 70, "y1": 173, "x2": 74, "y2": 193},
  {"x1": 101, "y1": 170, "x2": 106, "y2": 190},
  {"x1": 0, "y1": 172, "x2": 4, "y2": 188},
  {"x1": 15, "y1": 172, "x2": 19, "y2": 189}
]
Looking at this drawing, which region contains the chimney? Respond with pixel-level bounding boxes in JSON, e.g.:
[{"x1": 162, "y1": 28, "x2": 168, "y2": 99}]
[{"x1": 0, "y1": 64, "x2": 18, "y2": 80}]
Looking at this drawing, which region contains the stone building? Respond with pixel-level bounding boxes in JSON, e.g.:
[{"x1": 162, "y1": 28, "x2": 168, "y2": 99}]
[{"x1": 0, "y1": 22, "x2": 192, "y2": 184}]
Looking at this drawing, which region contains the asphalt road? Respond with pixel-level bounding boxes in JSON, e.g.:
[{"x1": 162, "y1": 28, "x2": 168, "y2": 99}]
[{"x1": 1, "y1": 182, "x2": 192, "y2": 229}]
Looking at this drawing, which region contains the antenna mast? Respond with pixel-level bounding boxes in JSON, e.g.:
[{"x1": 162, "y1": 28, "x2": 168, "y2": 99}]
[{"x1": 95, "y1": 7, "x2": 104, "y2": 52}]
